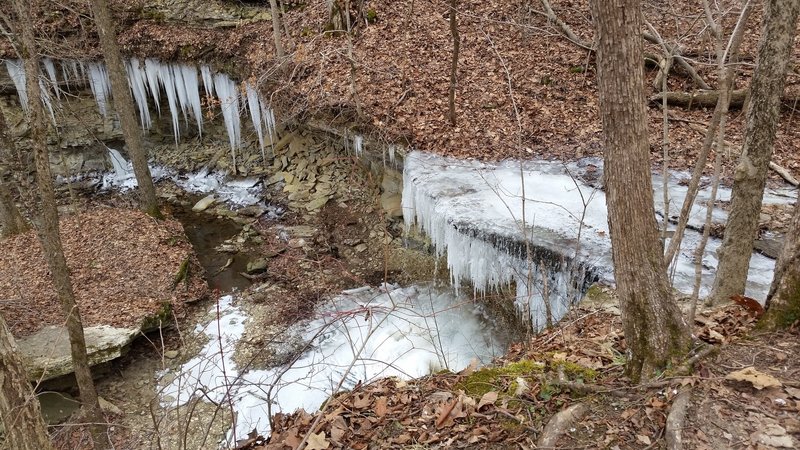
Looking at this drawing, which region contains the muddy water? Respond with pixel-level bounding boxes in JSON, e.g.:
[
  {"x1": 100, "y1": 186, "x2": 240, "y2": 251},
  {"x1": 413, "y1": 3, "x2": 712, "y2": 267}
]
[{"x1": 170, "y1": 206, "x2": 251, "y2": 293}]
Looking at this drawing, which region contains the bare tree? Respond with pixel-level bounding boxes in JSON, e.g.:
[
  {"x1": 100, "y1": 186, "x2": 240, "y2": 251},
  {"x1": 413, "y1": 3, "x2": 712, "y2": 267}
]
[
  {"x1": 11, "y1": 0, "x2": 109, "y2": 446},
  {"x1": 448, "y1": 0, "x2": 459, "y2": 126},
  {"x1": 89, "y1": 0, "x2": 162, "y2": 219},
  {"x1": 711, "y1": 0, "x2": 800, "y2": 304},
  {"x1": 0, "y1": 314, "x2": 54, "y2": 450},
  {"x1": 590, "y1": 0, "x2": 689, "y2": 382},
  {"x1": 269, "y1": 0, "x2": 284, "y2": 60},
  {"x1": 0, "y1": 109, "x2": 28, "y2": 237}
]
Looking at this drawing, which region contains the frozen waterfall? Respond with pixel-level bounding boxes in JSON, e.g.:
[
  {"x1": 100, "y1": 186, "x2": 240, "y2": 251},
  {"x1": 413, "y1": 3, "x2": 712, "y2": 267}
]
[{"x1": 402, "y1": 151, "x2": 781, "y2": 330}]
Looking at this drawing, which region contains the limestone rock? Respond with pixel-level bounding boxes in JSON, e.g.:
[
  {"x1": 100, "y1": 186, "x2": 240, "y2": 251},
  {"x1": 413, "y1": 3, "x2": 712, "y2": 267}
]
[
  {"x1": 192, "y1": 194, "x2": 216, "y2": 212},
  {"x1": 18, "y1": 325, "x2": 139, "y2": 381},
  {"x1": 246, "y1": 258, "x2": 269, "y2": 274},
  {"x1": 381, "y1": 193, "x2": 403, "y2": 217}
]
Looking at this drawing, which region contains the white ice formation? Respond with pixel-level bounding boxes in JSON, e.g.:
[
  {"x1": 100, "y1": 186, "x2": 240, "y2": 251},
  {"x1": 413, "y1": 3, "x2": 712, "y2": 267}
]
[
  {"x1": 162, "y1": 284, "x2": 505, "y2": 440},
  {"x1": 402, "y1": 151, "x2": 785, "y2": 330},
  {"x1": 3, "y1": 57, "x2": 276, "y2": 163}
]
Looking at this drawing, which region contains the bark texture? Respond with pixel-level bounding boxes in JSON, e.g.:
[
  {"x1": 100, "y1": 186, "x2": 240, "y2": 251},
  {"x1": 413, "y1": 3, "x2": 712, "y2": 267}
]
[
  {"x1": 590, "y1": 0, "x2": 689, "y2": 382},
  {"x1": 0, "y1": 110, "x2": 28, "y2": 237},
  {"x1": 711, "y1": 0, "x2": 800, "y2": 305},
  {"x1": 761, "y1": 203, "x2": 800, "y2": 328},
  {"x1": 269, "y1": 0, "x2": 284, "y2": 59},
  {"x1": 13, "y1": 0, "x2": 109, "y2": 446},
  {"x1": 0, "y1": 315, "x2": 54, "y2": 450},
  {"x1": 448, "y1": 0, "x2": 459, "y2": 126},
  {"x1": 89, "y1": 0, "x2": 162, "y2": 219}
]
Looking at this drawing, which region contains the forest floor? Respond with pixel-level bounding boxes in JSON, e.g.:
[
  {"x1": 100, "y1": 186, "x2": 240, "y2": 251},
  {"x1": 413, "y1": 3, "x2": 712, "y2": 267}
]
[
  {"x1": 2, "y1": 0, "x2": 799, "y2": 448},
  {"x1": 0, "y1": 206, "x2": 207, "y2": 337}
]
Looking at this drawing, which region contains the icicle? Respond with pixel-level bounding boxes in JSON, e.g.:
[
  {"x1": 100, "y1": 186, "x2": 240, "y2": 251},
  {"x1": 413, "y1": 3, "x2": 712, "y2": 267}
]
[
  {"x1": 38, "y1": 78, "x2": 57, "y2": 125},
  {"x1": 262, "y1": 100, "x2": 277, "y2": 150},
  {"x1": 245, "y1": 83, "x2": 265, "y2": 158},
  {"x1": 353, "y1": 134, "x2": 363, "y2": 158},
  {"x1": 200, "y1": 65, "x2": 214, "y2": 98},
  {"x1": 171, "y1": 65, "x2": 190, "y2": 126},
  {"x1": 144, "y1": 58, "x2": 162, "y2": 115},
  {"x1": 87, "y1": 62, "x2": 111, "y2": 117},
  {"x1": 388, "y1": 144, "x2": 397, "y2": 165},
  {"x1": 42, "y1": 58, "x2": 60, "y2": 99},
  {"x1": 5, "y1": 60, "x2": 29, "y2": 112},
  {"x1": 155, "y1": 60, "x2": 181, "y2": 143},
  {"x1": 126, "y1": 58, "x2": 152, "y2": 130},
  {"x1": 214, "y1": 73, "x2": 241, "y2": 169},
  {"x1": 179, "y1": 65, "x2": 203, "y2": 136}
]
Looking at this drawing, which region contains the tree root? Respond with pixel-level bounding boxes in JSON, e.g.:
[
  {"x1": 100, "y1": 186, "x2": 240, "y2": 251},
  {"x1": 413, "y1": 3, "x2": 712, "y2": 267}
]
[
  {"x1": 536, "y1": 403, "x2": 588, "y2": 448},
  {"x1": 665, "y1": 388, "x2": 692, "y2": 450}
]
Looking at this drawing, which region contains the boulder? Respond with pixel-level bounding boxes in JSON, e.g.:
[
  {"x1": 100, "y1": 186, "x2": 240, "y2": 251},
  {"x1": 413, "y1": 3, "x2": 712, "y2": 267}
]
[{"x1": 18, "y1": 325, "x2": 139, "y2": 382}]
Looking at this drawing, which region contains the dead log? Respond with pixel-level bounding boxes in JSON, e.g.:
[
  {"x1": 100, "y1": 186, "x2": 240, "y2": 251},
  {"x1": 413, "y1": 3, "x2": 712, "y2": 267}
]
[
  {"x1": 643, "y1": 31, "x2": 711, "y2": 90},
  {"x1": 652, "y1": 89, "x2": 749, "y2": 108}
]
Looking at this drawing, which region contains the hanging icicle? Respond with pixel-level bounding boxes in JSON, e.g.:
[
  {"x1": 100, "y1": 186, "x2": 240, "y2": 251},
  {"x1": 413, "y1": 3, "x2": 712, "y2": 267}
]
[
  {"x1": 87, "y1": 62, "x2": 112, "y2": 117},
  {"x1": 200, "y1": 65, "x2": 215, "y2": 99},
  {"x1": 179, "y1": 65, "x2": 203, "y2": 137},
  {"x1": 126, "y1": 58, "x2": 152, "y2": 130},
  {"x1": 245, "y1": 82, "x2": 265, "y2": 159},
  {"x1": 42, "y1": 58, "x2": 60, "y2": 99},
  {"x1": 214, "y1": 73, "x2": 242, "y2": 169},
  {"x1": 5, "y1": 60, "x2": 29, "y2": 112}
]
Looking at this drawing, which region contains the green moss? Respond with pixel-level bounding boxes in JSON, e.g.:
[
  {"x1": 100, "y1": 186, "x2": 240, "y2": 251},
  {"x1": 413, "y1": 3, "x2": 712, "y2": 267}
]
[
  {"x1": 551, "y1": 360, "x2": 597, "y2": 382},
  {"x1": 759, "y1": 270, "x2": 800, "y2": 329},
  {"x1": 172, "y1": 257, "x2": 190, "y2": 290},
  {"x1": 457, "y1": 360, "x2": 544, "y2": 397},
  {"x1": 140, "y1": 301, "x2": 173, "y2": 332},
  {"x1": 366, "y1": 8, "x2": 378, "y2": 23},
  {"x1": 569, "y1": 65, "x2": 586, "y2": 73}
]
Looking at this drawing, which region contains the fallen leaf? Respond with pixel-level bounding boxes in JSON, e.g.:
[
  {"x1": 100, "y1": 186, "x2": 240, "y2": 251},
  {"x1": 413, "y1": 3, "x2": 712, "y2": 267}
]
[
  {"x1": 636, "y1": 434, "x2": 652, "y2": 446},
  {"x1": 725, "y1": 367, "x2": 782, "y2": 390},
  {"x1": 305, "y1": 431, "x2": 330, "y2": 450},
  {"x1": 374, "y1": 396, "x2": 388, "y2": 417},
  {"x1": 477, "y1": 391, "x2": 498, "y2": 410}
]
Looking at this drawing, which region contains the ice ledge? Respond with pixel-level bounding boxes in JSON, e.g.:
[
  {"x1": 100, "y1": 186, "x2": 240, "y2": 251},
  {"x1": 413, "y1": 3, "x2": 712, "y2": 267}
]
[{"x1": 401, "y1": 151, "x2": 778, "y2": 329}]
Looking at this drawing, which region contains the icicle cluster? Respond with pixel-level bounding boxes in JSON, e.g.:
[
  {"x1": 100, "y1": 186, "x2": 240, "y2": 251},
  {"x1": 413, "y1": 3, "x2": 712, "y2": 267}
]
[{"x1": 3, "y1": 57, "x2": 277, "y2": 161}]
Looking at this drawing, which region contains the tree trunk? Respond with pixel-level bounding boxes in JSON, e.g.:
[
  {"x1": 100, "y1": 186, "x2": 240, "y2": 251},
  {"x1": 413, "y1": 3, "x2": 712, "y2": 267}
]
[
  {"x1": 448, "y1": 0, "x2": 459, "y2": 126},
  {"x1": 710, "y1": 0, "x2": 800, "y2": 305},
  {"x1": 0, "y1": 109, "x2": 28, "y2": 237},
  {"x1": 760, "y1": 203, "x2": 800, "y2": 328},
  {"x1": 269, "y1": 0, "x2": 284, "y2": 60},
  {"x1": 89, "y1": 0, "x2": 162, "y2": 219},
  {"x1": 0, "y1": 314, "x2": 54, "y2": 450},
  {"x1": 12, "y1": 0, "x2": 109, "y2": 446},
  {"x1": 590, "y1": 0, "x2": 689, "y2": 382}
]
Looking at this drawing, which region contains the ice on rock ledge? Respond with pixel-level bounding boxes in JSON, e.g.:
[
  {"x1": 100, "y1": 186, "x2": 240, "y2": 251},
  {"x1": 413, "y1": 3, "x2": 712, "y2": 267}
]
[
  {"x1": 4, "y1": 58, "x2": 276, "y2": 160},
  {"x1": 402, "y1": 151, "x2": 778, "y2": 329}
]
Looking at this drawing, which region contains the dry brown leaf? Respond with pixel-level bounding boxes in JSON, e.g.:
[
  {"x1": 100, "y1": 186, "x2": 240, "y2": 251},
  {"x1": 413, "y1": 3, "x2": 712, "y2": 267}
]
[
  {"x1": 374, "y1": 396, "x2": 388, "y2": 417},
  {"x1": 477, "y1": 391, "x2": 498, "y2": 411},
  {"x1": 725, "y1": 367, "x2": 782, "y2": 390},
  {"x1": 305, "y1": 431, "x2": 330, "y2": 450}
]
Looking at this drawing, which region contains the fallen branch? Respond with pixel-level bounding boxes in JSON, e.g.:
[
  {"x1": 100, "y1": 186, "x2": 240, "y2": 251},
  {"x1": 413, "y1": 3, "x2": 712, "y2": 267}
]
[
  {"x1": 665, "y1": 388, "x2": 692, "y2": 450},
  {"x1": 539, "y1": 0, "x2": 592, "y2": 50},
  {"x1": 652, "y1": 89, "x2": 748, "y2": 109},
  {"x1": 643, "y1": 31, "x2": 711, "y2": 90}
]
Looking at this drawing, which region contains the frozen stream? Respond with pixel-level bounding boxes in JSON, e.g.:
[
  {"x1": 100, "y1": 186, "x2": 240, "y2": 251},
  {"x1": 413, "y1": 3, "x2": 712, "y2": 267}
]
[{"x1": 160, "y1": 284, "x2": 506, "y2": 442}]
